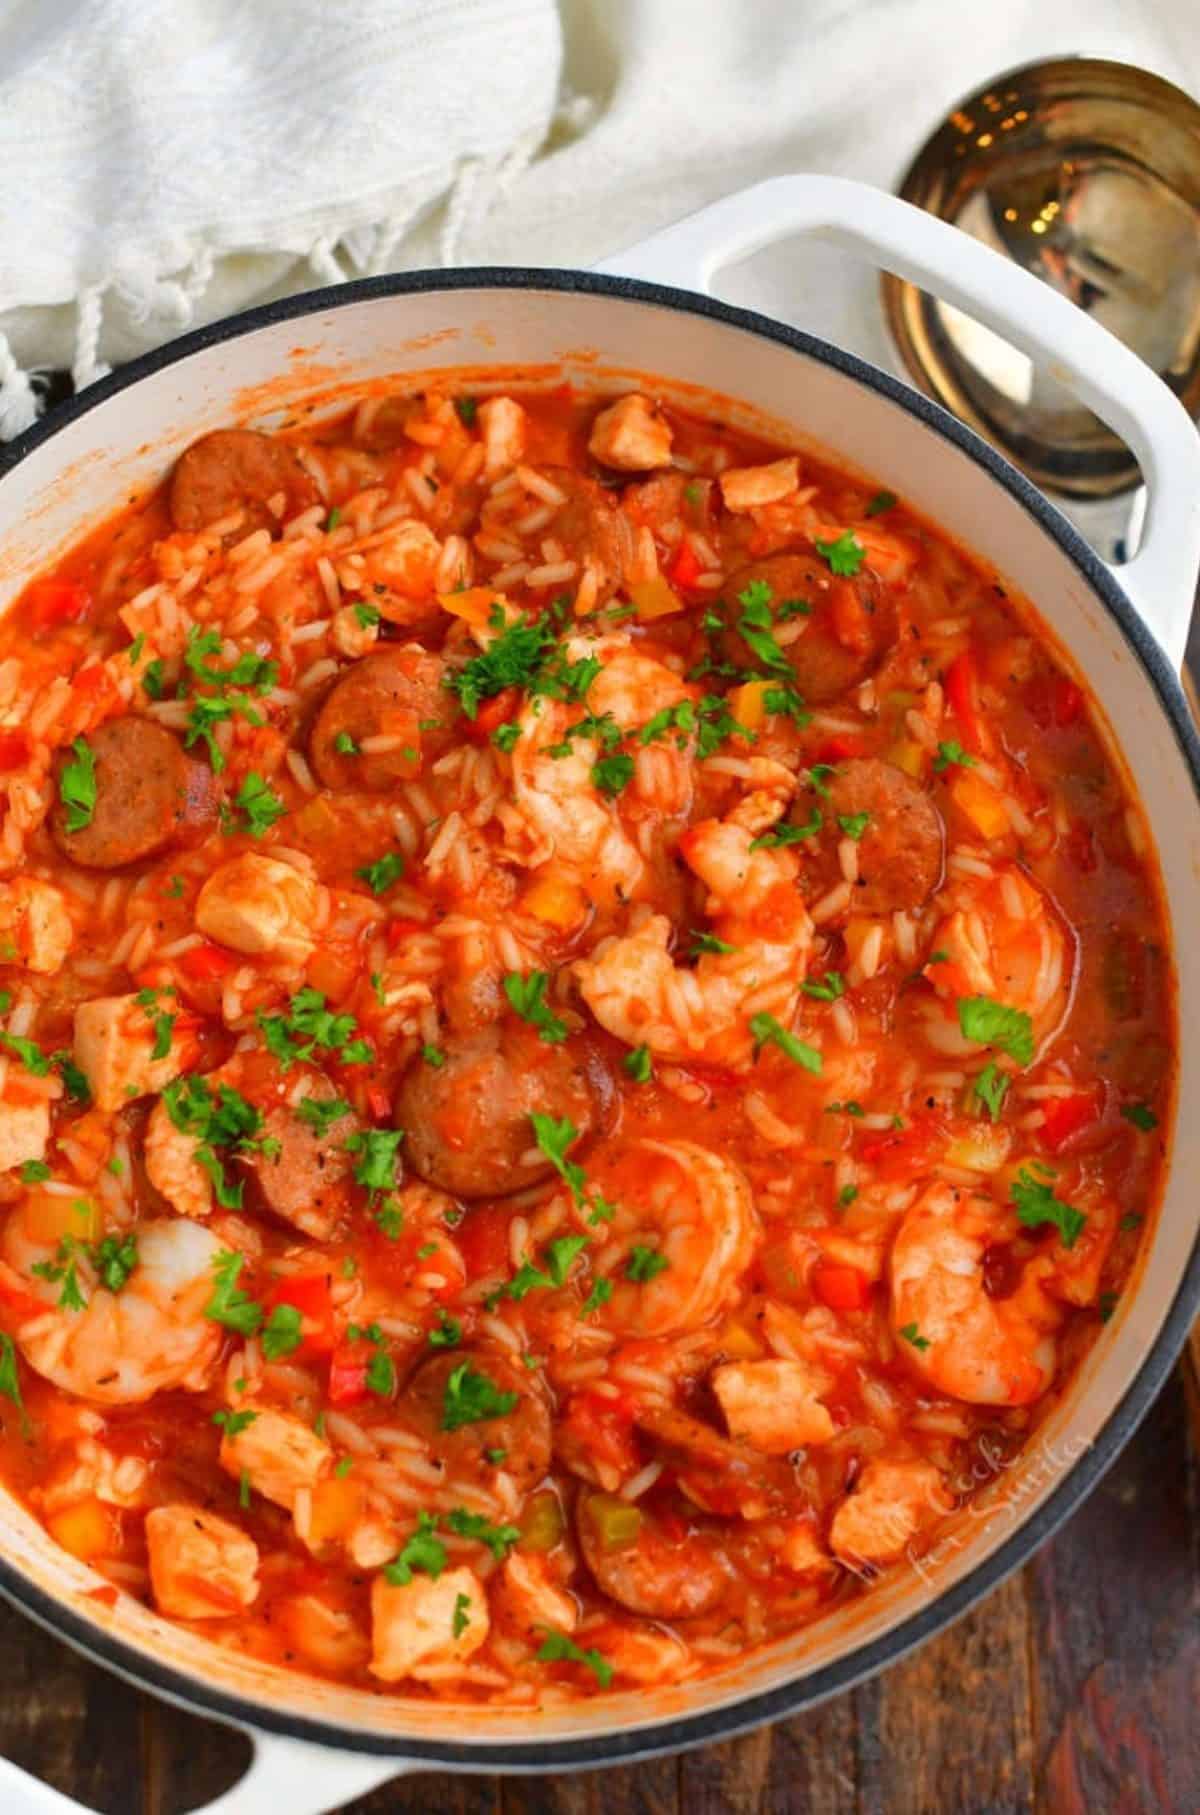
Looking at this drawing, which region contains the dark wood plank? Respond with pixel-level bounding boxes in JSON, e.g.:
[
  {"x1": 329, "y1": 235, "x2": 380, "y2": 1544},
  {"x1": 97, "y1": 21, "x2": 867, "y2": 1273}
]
[
  {"x1": 1027, "y1": 1372, "x2": 1200, "y2": 1813},
  {"x1": 139, "y1": 1692, "x2": 249, "y2": 1815},
  {"x1": 678, "y1": 1687, "x2": 860, "y2": 1814},
  {"x1": 502, "y1": 1755, "x2": 679, "y2": 1814}
]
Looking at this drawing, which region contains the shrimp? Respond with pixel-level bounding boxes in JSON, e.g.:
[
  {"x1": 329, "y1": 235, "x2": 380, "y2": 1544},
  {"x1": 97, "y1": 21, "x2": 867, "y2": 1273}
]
[
  {"x1": 577, "y1": 814, "x2": 813, "y2": 1067},
  {"x1": 889, "y1": 1183, "x2": 1060, "y2": 1406},
  {"x1": 0, "y1": 1211, "x2": 223, "y2": 1404},
  {"x1": 510, "y1": 632, "x2": 693, "y2": 894},
  {"x1": 922, "y1": 863, "x2": 1071, "y2": 1059},
  {"x1": 589, "y1": 1140, "x2": 759, "y2": 1337}
]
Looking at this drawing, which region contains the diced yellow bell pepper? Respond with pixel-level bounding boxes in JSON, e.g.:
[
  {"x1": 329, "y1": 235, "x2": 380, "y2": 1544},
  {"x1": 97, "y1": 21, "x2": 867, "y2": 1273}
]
[
  {"x1": 293, "y1": 796, "x2": 341, "y2": 842},
  {"x1": 23, "y1": 1191, "x2": 100, "y2": 1245},
  {"x1": 522, "y1": 874, "x2": 587, "y2": 931},
  {"x1": 888, "y1": 738, "x2": 925, "y2": 779},
  {"x1": 629, "y1": 577, "x2": 684, "y2": 621},
  {"x1": 729, "y1": 680, "x2": 770, "y2": 732},
  {"x1": 307, "y1": 1474, "x2": 364, "y2": 1545},
  {"x1": 951, "y1": 771, "x2": 1009, "y2": 841},
  {"x1": 716, "y1": 1315, "x2": 765, "y2": 1360},
  {"x1": 438, "y1": 586, "x2": 504, "y2": 628},
  {"x1": 583, "y1": 1493, "x2": 643, "y2": 1553},
  {"x1": 48, "y1": 1497, "x2": 115, "y2": 1562}
]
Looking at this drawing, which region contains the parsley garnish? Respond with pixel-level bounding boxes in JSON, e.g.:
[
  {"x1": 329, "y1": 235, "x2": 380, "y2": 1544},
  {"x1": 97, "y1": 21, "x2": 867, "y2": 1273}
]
[
  {"x1": 384, "y1": 1512, "x2": 447, "y2": 1585},
  {"x1": 900, "y1": 1322, "x2": 931, "y2": 1351},
  {"x1": 972, "y1": 1063, "x2": 1010, "y2": 1122},
  {"x1": 455, "y1": 397, "x2": 478, "y2": 427},
  {"x1": 1121, "y1": 1102, "x2": 1158, "y2": 1132},
  {"x1": 689, "y1": 930, "x2": 737, "y2": 957},
  {"x1": 749, "y1": 1013, "x2": 822, "y2": 1073},
  {"x1": 447, "y1": 614, "x2": 556, "y2": 720},
  {"x1": 837, "y1": 1184, "x2": 859, "y2": 1208},
  {"x1": 204, "y1": 1250, "x2": 263, "y2": 1336},
  {"x1": 1011, "y1": 1166, "x2": 1086, "y2": 1248},
  {"x1": 0, "y1": 1333, "x2": 24, "y2": 1420},
  {"x1": 537, "y1": 1629, "x2": 613, "y2": 1688},
  {"x1": 256, "y1": 987, "x2": 362, "y2": 1069},
  {"x1": 445, "y1": 1507, "x2": 520, "y2": 1561},
  {"x1": 294, "y1": 1095, "x2": 351, "y2": 1134},
  {"x1": 802, "y1": 972, "x2": 845, "y2": 1002},
  {"x1": 421, "y1": 1044, "x2": 446, "y2": 1069},
  {"x1": 428, "y1": 1310, "x2": 462, "y2": 1349},
  {"x1": 751, "y1": 809, "x2": 822, "y2": 849},
  {"x1": 441, "y1": 1362, "x2": 519, "y2": 1432},
  {"x1": 814, "y1": 531, "x2": 865, "y2": 576},
  {"x1": 623, "y1": 1045, "x2": 653, "y2": 1083},
  {"x1": 957, "y1": 997, "x2": 1034, "y2": 1066},
  {"x1": 262, "y1": 1303, "x2": 303, "y2": 1360},
  {"x1": 865, "y1": 490, "x2": 897, "y2": 517},
  {"x1": 592, "y1": 753, "x2": 635, "y2": 797},
  {"x1": 932, "y1": 740, "x2": 977, "y2": 774},
  {"x1": 59, "y1": 737, "x2": 97, "y2": 832},
  {"x1": 142, "y1": 660, "x2": 165, "y2": 700},
  {"x1": 626, "y1": 1245, "x2": 669, "y2": 1283},
  {"x1": 212, "y1": 1408, "x2": 258, "y2": 1437},
  {"x1": 91, "y1": 1234, "x2": 138, "y2": 1293},
  {"x1": 503, "y1": 971, "x2": 567, "y2": 1044},
  {"x1": 354, "y1": 602, "x2": 381, "y2": 629},
  {"x1": 346, "y1": 1128, "x2": 404, "y2": 1196},
  {"x1": 736, "y1": 580, "x2": 792, "y2": 675},
  {"x1": 19, "y1": 1159, "x2": 50, "y2": 1184},
  {"x1": 836, "y1": 812, "x2": 870, "y2": 841},
  {"x1": 582, "y1": 1277, "x2": 613, "y2": 1317},
  {"x1": 222, "y1": 771, "x2": 285, "y2": 838},
  {"x1": 452, "y1": 1592, "x2": 471, "y2": 1638},
  {"x1": 366, "y1": 1349, "x2": 396, "y2": 1397},
  {"x1": 355, "y1": 850, "x2": 405, "y2": 895}
]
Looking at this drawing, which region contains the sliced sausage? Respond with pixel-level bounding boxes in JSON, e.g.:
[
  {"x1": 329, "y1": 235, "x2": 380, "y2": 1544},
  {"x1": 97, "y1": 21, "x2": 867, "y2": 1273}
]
[
  {"x1": 720, "y1": 553, "x2": 897, "y2": 703},
  {"x1": 308, "y1": 645, "x2": 454, "y2": 790},
  {"x1": 240, "y1": 1084, "x2": 363, "y2": 1241},
  {"x1": 396, "y1": 1024, "x2": 610, "y2": 1200},
  {"x1": 402, "y1": 1348, "x2": 551, "y2": 1493},
  {"x1": 632, "y1": 1401, "x2": 800, "y2": 1519},
  {"x1": 169, "y1": 430, "x2": 319, "y2": 536},
  {"x1": 800, "y1": 758, "x2": 944, "y2": 914},
  {"x1": 524, "y1": 467, "x2": 632, "y2": 603},
  {"x1": 48, "y1": 717, "x2": 216, "y2": 870},
  {"x1": 576, "y1": 1487, "x2": 729, "y2": 1619}
]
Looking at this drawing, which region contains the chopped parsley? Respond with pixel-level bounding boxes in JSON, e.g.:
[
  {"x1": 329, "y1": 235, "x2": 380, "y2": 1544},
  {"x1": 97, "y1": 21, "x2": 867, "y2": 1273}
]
[
  {"x1": 900, "y1": 1322, "x2": 931, "y2": 1351},
  {"x1": 421, "y1": 1043, "x2": 446, "y2": 1069},
  {"x1": 19, "y1": 1159, "x2": 50, "y2": 1184},
  {"x1": 212, "y1": 1408, "x2": 258, "y2": 1437},
  {"x1": 347, "y1": 1128, "x2": 404, "y2": 1196},
  {"x1": 366, "y1": 1349, "x2": 397, "y2": 1398},
  {"x1": 142, "y1": 659, "x2": 165, "y2": 700},
  {"x1": 261, "y1": 1304, "x2": 303, "y2": 1361},
  {"x1": 638, "y1": 701, "x2": 696, "y2": 746},
  {"x1": 445, "y1": 1507, "x2": 520, "y2": 1561},
  {"x1": 183, "y1": 627, "x2": 277, "y2": 695},
  {"x1": 447, "y1": 614, "x2": 556, "y2": 720},
  {"x1": 0, "y1": 1331, "x2": 22, "y2": 1421},
  {"x1": 91, "y1": 1234, "x2": 138, "y2": 1293},
  {"x1": 58, "y1": 737, "x2": 97, "y2": 832},
  {"x1": 294, "y1": 1095, "x2": 351, "y2": 1134},
  {"x1": 256, "y1": 987, "x2": 363, "y2": 1069},
  {"x1": 184, "y1": 693, "x2": 264, "y2": 774},
  {"x1": 51, "y1": 1051, "x2": 90, "y2": 1102},
  {"x1": 204, "y1": 1250, "x2": 263, "y2": 1336},
  {"x1": 826, "y1": 1100, "x2": 865, "y2": 1118},
  {"x1": 384, "y1": 1512, "x2": 447, "y2": 1585},
  {"x1": 452, "y1": 1593, "x2": 472, "y2": 1638},
  {"x1": 441, "y1": 1362, "x2": 519, "y2": 1432},
  {"x1": 836, "y1": 811, "x2": 870, "y2": 841},
  {"x1": 736, "y1": 580, "x2": 792, "y2": 676},
  {"x1": 814, "y1": 531, "x2": 865, "y2": 576},
  {"x1": 802, "y1": 972, "x2": 845, "y2": 1003},
  {"x1": 957, "y1": 997, "x2": 1034, "y2": 1066},
  {"x1": 503, "y1": 970, "x2": 567, "y2": 1044},
  {"x1": 0, "y1": 1030, "x2": 51, "y2": 1076},
  {"x1": 623, "y1": 1045, "x2": 653, "y2": 1083},
  {"x1": 537, "y1": 1629, "x2": 613, "y2": 1688},
  {"x1": 837, "y1": 1184, "x2": 859, "y2": 1208},
  {"x1": 865, "y1": 490, "x2": 897, "y2": 517},
  {"x1": 1011, "y1": 1166, "x2": 1086, "y2": 1249},
  {"x1": 932, "y1": 739, "x2": 977, "y2": 774},
  {"x1": 1121, "y1": 1102, "x2": 1158, "y2": 1132},
  {"x1": 972, "y1": 1063, "x2": 1010, "y2": 1122},
  {"x1": 354, "y1": 602, "x2": 381, "y2": 629},
  {"x1": 751, "y1": 809, "x2": 822, "y2": 849},
  {"x1": 31, "y1": 1238, "x2": 85, "y2": 1310},
  {"x1": 581, "y1": 1277, "x2": 613, "y2": 1317},
  {"x1": 355, "y1": 850, "x2": 406, "y2": 895},
  {"x1": 492, "y1": 721, "x2": 522, "y2": 753},
  {"x1": 749, "y1": 1013, "x2": 823, "y2": 1073},
  {"x1": 626, "y1": 1245, "x2": 669, "y2": 1283},
  {"x1": 334, "y1": 731, "x2": 358, "y2": 755},
  {"x1": 222, "y1": 771, "x2": 285, "y2": 838},
  {"x1": 455, "y1": 396, "x2": 478, "y2": 427},
  {"x1": 428, "y1": 1310, "x2": 462, "y2": 1349},
  {"x1": 163, "y1": 1073, "x2": 274, "y2": 1208},
  {"x1": 592, "y1": 752, "x2": 635, "y2": 797},
  {"x1": 689, "y1": 930, "x2": 737, "y2": 957}
]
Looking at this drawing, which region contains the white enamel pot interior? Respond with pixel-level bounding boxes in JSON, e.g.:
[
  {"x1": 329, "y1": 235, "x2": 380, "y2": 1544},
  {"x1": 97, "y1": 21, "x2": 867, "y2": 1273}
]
[{"x1": 0, "y1": 176, "x2": 1199, "y2": 1815}]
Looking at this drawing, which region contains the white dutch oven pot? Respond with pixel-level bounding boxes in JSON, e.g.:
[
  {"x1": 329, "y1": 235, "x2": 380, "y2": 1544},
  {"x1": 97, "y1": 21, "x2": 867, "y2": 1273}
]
[{"x1": 0, "y1": 177, "x2": 1198, "y2": 1815}]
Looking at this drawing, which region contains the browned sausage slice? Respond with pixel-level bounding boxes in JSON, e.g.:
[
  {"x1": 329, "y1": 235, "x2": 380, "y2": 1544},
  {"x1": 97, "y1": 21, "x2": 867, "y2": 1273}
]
[
  {"x1": 308, "y1": 646, "x2": 453, "y2": 791},
  {"x1": 396, "y1": 1024, "x2": 607, "y2": 1200},
  {"x1": 814, "y1": 758, "x2": 944, "y2": 913},
  {"x1": 525, "y1": 467, "x2": 632, "y2": 604},
  {"x1": 402, "y1": 1349, "x2": 551, "y2": 1493},
  {"x1": 48, "y1": 717, "x2": 215, "y2": 870},
  {"x1": 721, "y1": 554, "x2": 897, "y2": 703},
  {"x1": 240, "y1": 1086, "x2": 363, "y2": 1241},
  {"x1": 631, "y1": 1401, "x2": 800, "y2": 1518},
  {"x1": 575, "y1": 1487, "x2": 729, "y2": 1619},
  {"x1": 169, "y1": 430, "x2": 319, "y2": 536}
]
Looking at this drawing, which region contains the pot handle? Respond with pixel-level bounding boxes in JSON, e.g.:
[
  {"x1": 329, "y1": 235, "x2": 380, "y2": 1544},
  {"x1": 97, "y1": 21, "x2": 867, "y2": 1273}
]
[
  {"x1": 594, "y1": 173, "x2": 1200, "y2": 671},
  {"x1": 0, "y1": 1730, "x2": 403, "y2": 1815}
]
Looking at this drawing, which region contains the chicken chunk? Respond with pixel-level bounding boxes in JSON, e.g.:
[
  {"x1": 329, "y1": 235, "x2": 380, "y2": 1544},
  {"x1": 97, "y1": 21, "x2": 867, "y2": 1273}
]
[
  {"x1": 829, "y1": 1459, "x2": 952, "y2": 1567},
  {"x1": 587, "y1": 394, "x2": 673, "y2": 472},
  {"x1": 712, "y1": 1358, "x2": 836, "y2": 1455},
  {"x1": 0, "y1": 1097, "x2": 50, "y2": 1174},
  {"x1": 218, "y1": 1407, "x2": 332, "y2": 1512},
  {"x1": 719, "y1": 456, "x2": 799, "y2": 512},
  {"x1": 477, "y1": 396, "x2": 527, "y2": 478},
  {"x1": 330, "y1": 602, "x2": 379, "y2": 660},
  {"x1": 777, "y1": 1518, "x2": 835, "y2": 1579},
  {"x1": 195, "y1": 854, "x2": 320, "y2": 965},
  {"x1": 73, "y1": 993, "x2": 186, "y2": 1113},
  {"x1": 144, "y1": 1097, "x2": 211, "y2": 1219},
  {"x1": 0, "y1": 878, "x2": 73, "y2": 974},
  {"x1": 595, "y1": 1624, "x2": 691, "y2": 1686},
  {"x1": 496, "y1": 1553, "x2": 577, "y2": 1638},
  {"x1": 145, "y1": 1503, "x2": 259, "y2": 1619},
  {"x1": 369, "y1": 1566, "x2": 489, "y2": 1683}
]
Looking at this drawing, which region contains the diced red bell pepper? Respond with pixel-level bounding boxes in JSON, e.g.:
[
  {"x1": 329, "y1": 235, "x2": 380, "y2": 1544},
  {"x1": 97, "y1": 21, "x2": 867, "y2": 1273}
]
[
  {"x1": 814, "y1": 733, "x2": 865, "y2": 762},
  {"x1": 328, "y1": 1340, "x2": 371, "y2": 1406},
  {"x1": 812, "y1": 1263, "x2": 872, "y2": 1312},
  {"x1": 1052, "y1": 678, "x2": 1083, "y2": 727},
  {"x1": 560, "y1": 1389, "x2": 641, "y2": 1478},
  {"x1": 264, "y1": 1274, "x2": 336, "y2": 1359},
  {"x1": 454, "y1": 1206, "x2": 512, "y2": 1282},
  {"x1": 180, "y1": 941, "x2": 235, "y2": 982},
  {"x1": 1039, "y1": 1090, "x2": 1101, "y2": 1153},
  {"x1": 666, "y1": 539, "x2": 703, "y2": 590},
  {"x1": 464, "y1": 686, "x2": 520, "y2": 742},
  {"x1": 27, "y1": 576, "x2": 91, "y2": 632},
  {"x1": 0, "y1": 729, "x2": 29, "y2": 771},
  {"x1": 945, "y1": 650, "x2": 983, "y2": 752}
]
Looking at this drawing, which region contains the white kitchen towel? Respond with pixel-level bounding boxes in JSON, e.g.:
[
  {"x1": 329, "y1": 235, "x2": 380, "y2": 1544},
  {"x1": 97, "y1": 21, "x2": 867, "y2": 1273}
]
[{"x1": 1, "y1": 0, "x2": 1197, "y2": 438}]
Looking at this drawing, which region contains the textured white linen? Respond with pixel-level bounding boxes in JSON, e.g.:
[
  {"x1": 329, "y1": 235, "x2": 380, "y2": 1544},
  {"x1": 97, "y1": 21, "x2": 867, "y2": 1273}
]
[{"x1": 0, "y1": 0, "x2": 1195, "y2": 436}]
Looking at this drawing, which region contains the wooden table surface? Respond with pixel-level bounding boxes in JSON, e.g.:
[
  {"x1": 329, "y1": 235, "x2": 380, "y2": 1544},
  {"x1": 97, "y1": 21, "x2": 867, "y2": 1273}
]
[{"x1": 2, "y1": 552, "x2": 1198, "y2": 1815}]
